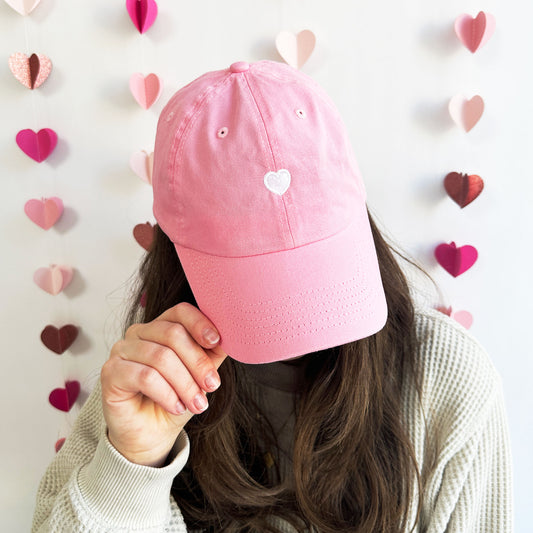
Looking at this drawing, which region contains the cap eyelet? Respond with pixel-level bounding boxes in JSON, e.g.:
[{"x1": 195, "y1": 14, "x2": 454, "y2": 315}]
[
  {"x1": 217, "y1": 127, "x2": 229, "y2": 138},
  {"x1": 295, "y1": 109, "x2": 306, "y2": 119}
]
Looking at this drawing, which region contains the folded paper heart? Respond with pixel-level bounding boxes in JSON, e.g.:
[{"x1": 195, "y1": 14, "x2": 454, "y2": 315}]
[
  {"x1": 55, "y1": 438, "x2": 66, "y2": 453},
  {"x1": 126, "y1": 0, "x2": 158, "y2": 34},
  {"x1": 34, "y1": 265, "x2": 73, "y2": 295},
  {"x1": 41, "y1": 324, "x2": 78, "y2": 354},
  {"x1": 49, "y1": 380, "x2": 80, "y2": 412},
  {"x1": 16, "y1": 128, "x2": 58, "y2": 162},
  {"x1": 434, "y1": 242, "x2": 478, "y2": 277},
  {"x1": 276, "y1": 30, "x2": 316, "y2": 69},
  {"x1": 435, "y1": 306, "x2": 473, "y2": 330},
  {"x1": 129, "y1": 73, "x2": 162, "y2": 109},
  {"x1": 4, "y1": 0, "x2": 41, "y2": 15},
  {"x1": 140, "y1": 291, "x2": 147, "y2": 308},
  {"x1": 134, "y1": 222, "x2": 155, "y2": 251},
  {"x1": 455, "y1": 11, "x2": 496, "y2": 53},
  {"x1": 448, "y1": 95, "x2": 484, "y2": 132},
  {"x1": 130, "y1": 150, "x2": 154, "y2": 184},
  {"x1": 24, "y1": 197, "x2": 63, "y2": 229},
  {"x1": 444, "y1": 172, "x2": 484, "y2": 208},
  {"x1": 9, "y1": 52, "x2": 52, "y2": 89}
]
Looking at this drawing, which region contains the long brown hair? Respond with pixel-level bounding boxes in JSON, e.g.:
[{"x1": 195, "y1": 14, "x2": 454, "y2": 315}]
[{"x1": 124, "y1": 209, "x2": 427, "y2": 532}]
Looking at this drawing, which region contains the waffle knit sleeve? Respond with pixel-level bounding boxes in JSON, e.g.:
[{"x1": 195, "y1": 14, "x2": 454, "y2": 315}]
[{"x1": 31, "y1": 380, "x2": 190, "y2": 533}]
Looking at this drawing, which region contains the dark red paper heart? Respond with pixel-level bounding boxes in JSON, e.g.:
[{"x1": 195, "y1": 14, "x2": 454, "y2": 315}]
[
  {"x1": 49, "y1": 380, "x2": 80, "y2": 412},
  {"x1": 41, "y1": 325, "x2": 78, "y2": 354},
  {"x1": 444, "y1": 172, "x2": 484, "y2": 208},
  {"x1": 133, "y1": 222, "x2": 154, "y2": 251}
]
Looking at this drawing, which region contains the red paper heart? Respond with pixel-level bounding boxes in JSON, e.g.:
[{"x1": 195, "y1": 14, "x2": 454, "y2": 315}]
[
  {"x1": 49, "y1": 380, "x2": 80, "y2": 412},
  {"x1": 16, "y1": 128, "x2": 57, "y2": 162},
  {"x1": 41, "y1": 325, "x2": 78, "y2": 354},
  {"x1": 444, "y1": 172, "x2": 484, "y2": 208},
  {"x1": 126, "y1": 0, "x2": 158, "y2": 34},
  {"x1": 434, "y1": 242, "x2": 478, "y2": 277},
  {"x1": 55, "y1": 438, "x2": 66, "y2": 453},
  {"x1": 134, "y1": 222, "x2": 154, "y2": 251}
]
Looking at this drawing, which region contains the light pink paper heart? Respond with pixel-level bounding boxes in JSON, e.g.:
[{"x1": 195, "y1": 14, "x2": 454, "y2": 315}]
[
  {"x1": 129, "y1": 73, "x2": 162, "y2": 110},
  {"x1": 452, "y1": 310, "x2": 473, "y2": 329},
  {"x1": 126, "y1": 0, "x2": 158, "y2": 34},
  {"x1": 9, "y1": 52, "x2": 52, "y2": 89},
  {"x1": 448, "y1": 95, "x2": 484, "y2": 132},
  {"x1": 434, "y1": 241, "x2": 478, "y2": 277},
  {"x1": 16, "y1": 128, "x2": 58, "y2": 162},
  {"x1": 49, "y1": 380, "x2": 80, "y2": 412},
  {"x1": 455, "y1": 12, "x2": 496, "y2": 53},
  {"x1": 4, "y1": 0, "x2": 41, "y2": 15},
  {"x1": 276, "y1": 30, "x2": 316, "y2": 69},
  {"x1": 33, "y1": 265, "x2": 73, "y2": 295},
  {"x1": 130, "y1": 150, "x2": 154, "y2": 184},
  {"x1": 24, "y1": 197, "x2": 63, "y2": 229}
]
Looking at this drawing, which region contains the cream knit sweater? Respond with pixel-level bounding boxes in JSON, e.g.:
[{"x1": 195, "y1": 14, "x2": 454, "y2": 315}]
[{"x1": 31, "y1": 307, "x2": 513, "y2": 532}]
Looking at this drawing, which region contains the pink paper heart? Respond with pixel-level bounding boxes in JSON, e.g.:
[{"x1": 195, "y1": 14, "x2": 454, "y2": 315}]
[
  {"x1": 129, "y1": 73, "x2": 162, "y2": 109},
  {"x1": 434, "y1": 242, "x2": 478, "y2": 277},
  {"x1": 49, "y1": 380, "x2": 80, "y2": 412},
  {"x1": 4, "y1": 0, "x2": 41, "y2": 15},
  {"x1": 9, "y1": 52, "x2": 52, "y2": 89},
  {"x1": 16, "y1": 128, "x2": 58, "y2": 162},
  {"x1": 24, "y1": 197, "x2": 63, "y2": 229},
  {"x1": 452, "y1": 310, "x2": 473, "y2": 329},
  {"x1": 33, "y1": 265, "x2": 73, "y2": 295},
  {"x1": 130, "y1": 150, "x2": 154, "y2": 184},
  {"x1": 455, "y1": 12, "x2": 496, "y2": 53},
  {"x1": 126, "y1": 0, "x2": 158, "y2": 34},
  {"x1": 276, "y1": 30, "x2": 316, "y2": 69},
  {"x1": 448, "y1": 95, "x2": 484, "y2": 132}
]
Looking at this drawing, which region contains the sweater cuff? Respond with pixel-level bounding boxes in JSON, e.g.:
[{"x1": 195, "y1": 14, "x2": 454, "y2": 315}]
[{"x1": 77, "y1": 429, "x2": 189, "y2": 529}]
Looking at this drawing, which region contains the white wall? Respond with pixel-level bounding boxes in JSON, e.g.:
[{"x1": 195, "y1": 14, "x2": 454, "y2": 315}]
[{"x1": 1, "y1": 1, "x2": 531, "y2": 530}]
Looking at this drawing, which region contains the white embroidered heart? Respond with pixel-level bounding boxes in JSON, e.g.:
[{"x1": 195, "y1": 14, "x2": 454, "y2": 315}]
[{"x1": 264, "y1": 169, "x2": 291, "y2": 195}]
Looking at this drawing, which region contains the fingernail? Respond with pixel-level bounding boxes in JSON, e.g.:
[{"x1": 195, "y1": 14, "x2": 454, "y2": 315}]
[
  {"x1": 175, "y1": 400, "x2": 186, "y2": 415},
  {"x1": 193, "y1": 393, "x2": 208, "y2": 412},
  {"x1": 203, "y1": 328, "x2": 220, "y2": 345},
  {"x1": 205, "y1": 371, "x2": 220, "y2": 391}
]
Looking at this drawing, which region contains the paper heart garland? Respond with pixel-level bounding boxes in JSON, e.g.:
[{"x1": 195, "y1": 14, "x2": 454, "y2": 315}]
[
  {"x1": 16, "y1": 128, "x2": 58, "y2": 162},
  {"x1": 49, "y1": 380, "x2": 80, "y2": 412},
  {"x1": 444, "y1": 172, "x2": 484, "y2": 208},
  {"x1": 276, "y1": 30, "x2": 316, "y2": 69},
  {"x1": 41, "y1": 325, "x2": 78, "y2": 354},
  {"x1": 455, "y1": 12, "x2": 496, "y2": 53},
  {"x1": 133, "y1": 222, "x2": 154, "y2": 251},
  {"x1": 435, "y1": 242, "x2": 478, "y2": 277},
  {"x1": 3, "y1": 0, "x2": 41, "y2": 15},
  {"x1": 126, "y1": 0, "x2": 158, "y2": 34},
  {"x1": 55, "y1": 438, "x2": 66, "y2": 453},
  {"x1": 130, "y1": 150, "x2": 154, "y2": 184},
  {"x1": 9, "y1": 52, "x2": 52, "y2": 89},
  {"x1": 34, "y1": 265, "x2": 73, "y2": 295},
  {"x1": 129, "y1": 73, "x2": 162, "y2": 109},
  {"x1": 448, "y1": 95, "x2": 484, "y2": 132},
  {"x1": 436, "y1": 306, "x2": 473, "y2": 329},
  {"x1": 24, "y1": 197, "x2": 64, "y2": 229}
]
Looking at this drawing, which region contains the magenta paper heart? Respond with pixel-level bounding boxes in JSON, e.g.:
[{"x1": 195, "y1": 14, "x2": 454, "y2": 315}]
[
  {"x1": 16, "y1": 128, "x2": 57, "y2": 162},
  {"x1": 129, "y1": 73, "x2": 162, "y2": 109},
  {"x1": 49, "y1": 380, "x2": 80, "y2": 412},
  {"x1": 455, "y1": 12, "x2": 496, "y2": 53},
  {"x1": 276, "y1": 30, "x2": 316, "y2": 69},
  {"x1": 9, "y1": 52, "x2": 52, "y2": 89},
  {"x1": 448, "y1": 95, "x2": 484, "y2": 132},
  {"x1": 435, "y1": 242, "x2": 478, "y2": 277},
  {"x1": 4, "y1": 0, "x2": 41, "y2": 15},
  {"x1": 126, "y1": 0, "x2": 158, "y2": 34},
  {"x1": 33, "y1": 265, "x2": 73, "y2": 295},
  {"x1": 24, "y1": 197, "x2": 63, "y2": 229},
  {"x1": 130, "y1": 150, "x2": 153, "y2": 184}
]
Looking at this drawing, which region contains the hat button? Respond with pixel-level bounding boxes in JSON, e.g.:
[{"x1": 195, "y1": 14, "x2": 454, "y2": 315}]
[{"x1": 229, "y1": 61, "x2": 250, "y2": 73}]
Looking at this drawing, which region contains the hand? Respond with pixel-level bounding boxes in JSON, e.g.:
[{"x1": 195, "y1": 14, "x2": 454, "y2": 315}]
[{"x1": 101, "y1": 302, "x2": 228, "y2": 467}]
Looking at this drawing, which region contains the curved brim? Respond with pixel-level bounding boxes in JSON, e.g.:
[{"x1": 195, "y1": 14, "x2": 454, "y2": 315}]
[{"x1": 174, "y1": 208, "x2": 388, "y2": 364}]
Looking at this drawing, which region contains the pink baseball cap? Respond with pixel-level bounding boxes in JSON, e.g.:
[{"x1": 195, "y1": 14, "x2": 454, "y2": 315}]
[{"x1": 152, "y1": 60, "x2": 387, "y2": 364}]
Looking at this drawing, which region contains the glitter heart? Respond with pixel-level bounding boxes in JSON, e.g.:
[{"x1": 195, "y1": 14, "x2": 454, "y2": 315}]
[
  {"x1": 9, "y1": 52, "x2": 52, "y2": 89},
  {"x1": 443, "y1": 172, "x2": 484, "y2": 208},
  {"x1": 264, "y1": 169, "x2": 291, "y2": 196}
]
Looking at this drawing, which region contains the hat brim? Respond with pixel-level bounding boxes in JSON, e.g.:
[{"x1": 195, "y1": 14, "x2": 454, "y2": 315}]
[{"x1": 174, "y1": 207, "x2": 388, "y2": 364}]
